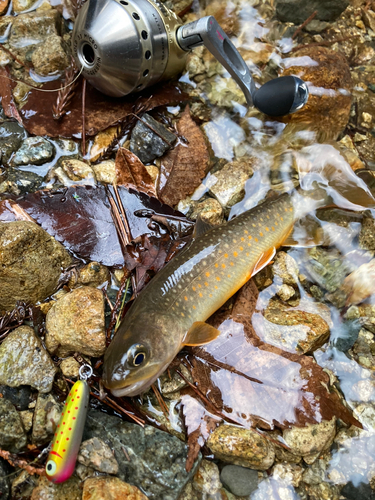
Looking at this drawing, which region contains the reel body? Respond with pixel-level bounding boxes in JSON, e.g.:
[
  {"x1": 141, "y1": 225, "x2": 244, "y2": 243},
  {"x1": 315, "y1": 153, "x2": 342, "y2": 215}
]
[{"x1": 72, "y1": 0, "x2": 309, "y2": 116}]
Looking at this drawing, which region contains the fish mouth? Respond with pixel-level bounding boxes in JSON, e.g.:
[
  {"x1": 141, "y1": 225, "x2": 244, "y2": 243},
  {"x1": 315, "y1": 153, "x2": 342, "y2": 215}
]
[{"x1": 109, "y1": 379, "x2": 152, "y2": 397}]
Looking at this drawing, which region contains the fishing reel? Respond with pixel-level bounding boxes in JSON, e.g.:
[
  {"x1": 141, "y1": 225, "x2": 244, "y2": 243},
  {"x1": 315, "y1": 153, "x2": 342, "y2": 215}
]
[{"x1": 72, "y1": 0, "x2": 309, "y2": 116}]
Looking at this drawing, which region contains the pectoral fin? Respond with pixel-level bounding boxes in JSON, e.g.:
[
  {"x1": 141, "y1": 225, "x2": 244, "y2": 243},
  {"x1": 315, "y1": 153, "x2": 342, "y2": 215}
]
[
  {"x1": 192, "y1": 215, "x2": 216, "y2": 239},
  {"x1": 183, "y1": 321, "x2": 221, "y2": 346},
  {"x1": 252, "y1": 247, "x2": 276, "y2": 276}
]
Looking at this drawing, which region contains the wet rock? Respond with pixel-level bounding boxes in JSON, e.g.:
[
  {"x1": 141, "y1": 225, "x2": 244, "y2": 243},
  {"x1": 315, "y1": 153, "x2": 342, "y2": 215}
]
[
  {"x1": 352, "y1": 305, "x2": 375, "y2": 334},
  {"x1": 12, "y1": 137, "x2": 55, "y2": 166},
  {"x1": 351, "y1": 328, "x2": 375, "y2": 369},
  {"x1": 0, "y1": 326, "x2": 57, "y2": 393},
  {"x1": 283, "y1": 418, "x2": 336, "y2": 464},
  {"x1": 262, "y1": 299, "x2": 330, "y2": 353},
  {"x1": 0, "y1": 121, "x2": 27, "y2": 164},
  {"x1": 92, "y1": 160, "x2": 116, "y2": 184},
  {"x1": 20, "y1": 410, "x2": 33, "y2": 432},
  {"x1": 280, "y1": 47, "x2": 352, "y2": 140},
  {"x1": 83, "y1": 409, "x2": 200, "y2": 500},
  {"x1": 89, "y1": 127, "x2": 118, "y2": 162},
  {"x1": 209, "y1": 157, "x2": 254, "y2": 209},
  {"x1": 190, "y1": 197, "x2": 224, "y2": 226},
  {"x1": 46, "y1": 286, "x2": 106, "y2": 358},
  {"x1": 82, "y1": 476, "x2": 148, "y2": 500},
  {"x1": 272, "y1": 251, "x2": 299, "y2": 287},
  {"x1": 332, "y1": 319, "x2": 360, "y2": 352},
  {"x1": 130, "y1": 114, "x2": 177, "y2": 164},
  {"x1": 303, "y1": 482, "x2": 341, "y2": 500},
  {"x1": 0, "y1": 458, "x2": 10, "y2": 500},
  {"x1": 0, "y1": 221, "x2": 71, "y2": 311},
  {"x1": 9, "y1": 10, "x2": 61, "y2": 51},
  {"x1": 220, "y1": 465, "x2": 259, "y2": 497},
  {"x1": 13, "y1": 0, "x2": 37, "y2": 13},
  {"x1": 353, "y1": 402, "x2": 375, "y2": 429},
  {"x1": 207, "y1": 425, "x2": 275, "y2": 470},
  {"x1": 276, "y1": 284, "x2": 296, "y2": 301},
  {"x1": 302, "y1": 451, "x2": 330, "y2": 485},
  {"x1": 2, "y1": 168, "x2": 43, "y2": 195},
  {"x1": 31, "y1": 34, "x2": 69, "y2": 76},
  {"x1": 303, "y1": 246, "x2": 351, "y2": 294},
  {"x1": 193, "y1": 460, "x2": 222, "y2": 497},
  {"x1": 0, "y1": 385, "x2": 31, "y2": 411},
  {"x1": 32, "y1": 392, "x2": 61, "y2": 445},
  {"x1": 158, "y1": 365, "x2": 190, "y2": 398},
  {"x1": 276, "y1": 0, "x2": 348, "y2": 23},
  {"x1": 60, "y1": 357, "x2": 80, "y2": 378},
  {"x1": 360, "y1": 215, "x2": 375, "y2": 251},
  {"x1": 68, "y1": 262, "x2": 110, "y2": 289},
  {"x1": 0, "y1": 398, "x2": 27, "y2": 452},
  {"x1": 341, "y1": 481, "x2": 375, "y2": 500},
  {"x1": 78, "y1": 437, "x2": 119, "y2": 475},
  {"x1": 60, "y1": 159, "x2": 96, "y2": 183},
  {"x1": 271, "y1": 463, "x2": 303, "y2": 487},
  {"x1": 76, "y1": 463, "x2": 99, "y2": 481},
  {"x1": 11, "y1": 470, "x2": 38, "y2": 500},
  {"x1": 30, "y1": 475, "x2": 81, "y2": 500}
]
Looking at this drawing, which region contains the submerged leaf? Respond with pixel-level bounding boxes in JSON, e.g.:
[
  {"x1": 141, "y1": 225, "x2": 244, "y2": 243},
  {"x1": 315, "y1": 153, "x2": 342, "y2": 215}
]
[
  {"x1": 158, "y1": 105, "x2": 209, "y2": 206},
  {"x1": 188, "y1": 280, "x2": 360, "y2": 430},
  {"x1": 21, "y1": 81, "x2": 188, "y2": 139},
  {"x1": 115, "y1": 147, "x2": 156, "y2": 197},
  {"x1": 13, "y1": 186, "x2": 189, "y2": 267}
]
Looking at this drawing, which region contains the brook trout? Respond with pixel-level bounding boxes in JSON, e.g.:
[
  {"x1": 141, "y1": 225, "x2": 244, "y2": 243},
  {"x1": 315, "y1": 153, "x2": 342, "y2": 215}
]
[{"x1": 102, "y1": 191, "x2": 316, "y2": 396}]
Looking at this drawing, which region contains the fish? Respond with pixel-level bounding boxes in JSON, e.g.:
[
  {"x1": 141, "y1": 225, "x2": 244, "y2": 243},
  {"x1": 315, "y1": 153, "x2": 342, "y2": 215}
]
[
  {"x1": 102, "y1": 145, "x2": 375, "y2": 398},
  {"x1": 102, "y1": 191, "x2": 320, "y2": 397},
  {"x1": 45, "y1": 379, "x2": 89, "y2": 483}
]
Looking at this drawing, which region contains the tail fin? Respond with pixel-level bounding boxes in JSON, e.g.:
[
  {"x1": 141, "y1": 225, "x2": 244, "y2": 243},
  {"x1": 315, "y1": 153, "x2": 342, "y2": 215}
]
[{"x1": 295, "y1": 144, "x2": 375, "y2": 211}]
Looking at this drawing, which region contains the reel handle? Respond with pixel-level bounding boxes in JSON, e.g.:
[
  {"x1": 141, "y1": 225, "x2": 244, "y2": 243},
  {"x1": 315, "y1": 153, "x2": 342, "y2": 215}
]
[{"x1": 176, "y1": 16, "x2": 309, "y2": 116}]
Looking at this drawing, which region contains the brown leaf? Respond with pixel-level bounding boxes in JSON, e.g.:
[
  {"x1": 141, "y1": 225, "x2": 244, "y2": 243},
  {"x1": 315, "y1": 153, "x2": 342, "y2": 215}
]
[
  {"x1": 21, "y1": 80, "x2": 188, "y2": 139},
  {"x1": 0, "y1": 200, "x2": 34, "y2": 222},
  {"x1": 124, "y1": 233, "x2": 190, "y2": 293},
  {"x1": 189, "y1": 280, "x2": 361, "y2": 430},
  {"x1": 115, "y1": 148, "x2": 156, "y2": 197},
  {"x1": 180, "y1": 395, "x2": 221, "y2": 472},
  {"x1": 158, "y1": 105, "x2": 209, "y2": 206},
  {"x1": 11, "y1": 186, "x2": 189, "y2": 267},
  {"x1": 0, "y1": 67, "x2": 23, "y2": 125}
]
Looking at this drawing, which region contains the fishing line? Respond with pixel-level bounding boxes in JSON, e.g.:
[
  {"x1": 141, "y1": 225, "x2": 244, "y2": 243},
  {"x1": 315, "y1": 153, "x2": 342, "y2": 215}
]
[{"x1": 0, "y1": 65, "x2": 84, "y2": 93}]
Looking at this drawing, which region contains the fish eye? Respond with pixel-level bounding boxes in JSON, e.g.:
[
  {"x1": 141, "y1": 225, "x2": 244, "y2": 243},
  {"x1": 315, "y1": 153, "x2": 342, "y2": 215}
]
[
  {"x1": 127, "y1": 344, "x2": 147, "y2": 367},
  {"x1": 46, "y1": 460, "x2": 57, "y2": 476}
]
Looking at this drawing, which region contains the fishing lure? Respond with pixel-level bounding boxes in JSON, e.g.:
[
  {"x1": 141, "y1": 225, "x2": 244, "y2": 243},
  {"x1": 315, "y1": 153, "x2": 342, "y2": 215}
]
[{"x1": 45, "y1": 365, "x2": 92, "y2": 483}]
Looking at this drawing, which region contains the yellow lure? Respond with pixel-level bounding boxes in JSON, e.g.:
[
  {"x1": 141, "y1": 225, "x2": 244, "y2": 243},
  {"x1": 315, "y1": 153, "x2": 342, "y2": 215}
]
[{"x1": 45, "y1": 378, "x2": 90, "y2": 483}]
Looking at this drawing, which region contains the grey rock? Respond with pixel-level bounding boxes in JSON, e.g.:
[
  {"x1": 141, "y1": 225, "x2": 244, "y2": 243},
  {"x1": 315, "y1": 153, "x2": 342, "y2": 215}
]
[
  {"x1": 32, "y1": 392, "x2": 62, "y2": 446},
  {"x1": 5, "y1": 168, "x2": 43, "y2": 194},
  {"x1": 0, "y1": 458, "x2": 10, "y2": 500},
  {"x1": 130, "y1": 113, "x2": 177, "y2": 164},
  {"x1": 0, "y1": 326, "x2": 57, "y2": 393},
  {"x1": 0, "y1": 121, "x2": 27, "y2": 164},
  {"x1": 11, "y1": 470, "x2": 38, "y2": 500},
  {"x1": 341, "y1": 481, "x2": 374, "y2": 500},
  {"x1": 0, "y1": 221, "x2": 71, "y2": 312},
  {"x1": 0, "y1": 398, "x2": 27, "y2": 452},
  {"x1": 12, "y1": 137, "x2": 55, "y2": 166},
  {"x1": 220, "y1": 465, "x2": 259, "y2": 497},
  {"x1": 276, "y1": 0, "x2": 348, "y2": 24},
  {"x1": 360, "y1": 215, "x2": 375, "y2": 251},
  {"x1": 78, "y1": 437, "x2": 119, "y2": 474},
  {"x1": 0, "y1": 384, "x2": 31, "y2": 410},
  {"x1": 83, "y1": 410, "x2": 201, "y2": 500},
  {"x1": 31, "y1": 34, "x2": 69, "y2": 76}
]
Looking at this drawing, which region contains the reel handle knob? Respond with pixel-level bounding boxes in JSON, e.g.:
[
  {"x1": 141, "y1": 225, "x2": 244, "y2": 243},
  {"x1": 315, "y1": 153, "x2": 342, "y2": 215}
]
[{"x1": 177, "y1": 16, "x2": 309, "y2": 116}]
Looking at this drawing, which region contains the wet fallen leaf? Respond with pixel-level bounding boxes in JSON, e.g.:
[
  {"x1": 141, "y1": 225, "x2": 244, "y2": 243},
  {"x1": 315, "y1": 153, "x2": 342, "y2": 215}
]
[
  {"x1": 21, "y1": 80, "x2": 188, "y2": 139},
  {"x1": 0, "y1": 67, "x2": 23, "y2": 125},
  {"x1": 115, "y1": 147, "x2": 157, "y2": 197},
  {"x1": 158, "y1": 105, "x2": 209, "y2": 206},
  {"x1": 342, "y1": 259, "x2": 375, "y2": 306},
  {"x1": 180, "y1": 395, "x2": 221, "y2": 472},
  {"x1": 9, "y1": 186, "x2": 190, "y2": 267},
  {"x1": 188, "y1": 280, "x2": 360, "y2": 431},
  {"x1": 0, "y1": 199, "x2": 34, "y2": 222},
  {"x1": 124, "y1": 233, "x2": 190, "y2": 293}
]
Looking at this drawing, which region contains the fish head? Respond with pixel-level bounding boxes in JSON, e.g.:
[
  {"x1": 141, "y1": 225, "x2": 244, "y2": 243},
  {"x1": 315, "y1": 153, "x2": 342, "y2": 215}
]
[{"x1": 102, "y1": 311, "x2": 178, "y2": 397}]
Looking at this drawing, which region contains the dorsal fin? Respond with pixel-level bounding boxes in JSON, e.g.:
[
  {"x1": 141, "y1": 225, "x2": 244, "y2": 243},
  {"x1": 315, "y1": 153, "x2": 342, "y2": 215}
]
[{"x1": 192, "y1": 215, "x2": 216, "y2": 239}]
